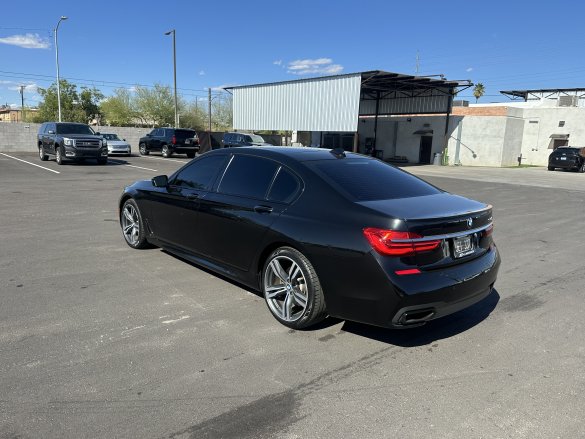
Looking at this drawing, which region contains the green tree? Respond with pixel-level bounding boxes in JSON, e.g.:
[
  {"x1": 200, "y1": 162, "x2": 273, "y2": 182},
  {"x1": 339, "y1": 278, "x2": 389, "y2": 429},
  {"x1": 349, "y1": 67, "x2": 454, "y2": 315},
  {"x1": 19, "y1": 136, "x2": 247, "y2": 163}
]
[
  {"x1": 473, "y1": 83, "x2": 485, "y2": 103},
  {"x1": 34, "y1": 80, "x2": 103, "y2": 123},
  {"x1": 180, "y1": 100, "x2": 207, "y2": 130},
  {"x1": 212, "y1": 94, "x2": 233, "y2": 131},
  {"x1": 135, "y1": 83, "x2": 183, "y2": 127},
  {"x1": 100, "y1": 88, "x2": 136, "y2": 126}
]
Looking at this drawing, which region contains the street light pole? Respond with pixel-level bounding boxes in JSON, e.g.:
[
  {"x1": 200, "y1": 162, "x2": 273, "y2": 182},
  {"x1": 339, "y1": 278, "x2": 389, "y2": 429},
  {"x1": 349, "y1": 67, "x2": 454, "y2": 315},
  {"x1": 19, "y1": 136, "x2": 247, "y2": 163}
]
[
  {"x1": 164, "y1": 29, "x2": 178, "y2": 128},
  {"x1": 54, "y1": 15, "x2": 68, "y2": 122}
]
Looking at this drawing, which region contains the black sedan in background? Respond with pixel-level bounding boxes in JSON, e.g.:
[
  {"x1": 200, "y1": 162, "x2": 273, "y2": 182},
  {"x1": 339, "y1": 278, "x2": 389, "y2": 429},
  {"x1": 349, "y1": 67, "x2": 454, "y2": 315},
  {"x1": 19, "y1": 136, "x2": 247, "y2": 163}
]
[
  {"x1": 548, "y1": 147, "x2": 585, "y2": 172},
  {"x1": 119, "y1": 147, "x2": 500, "y2": 329}
]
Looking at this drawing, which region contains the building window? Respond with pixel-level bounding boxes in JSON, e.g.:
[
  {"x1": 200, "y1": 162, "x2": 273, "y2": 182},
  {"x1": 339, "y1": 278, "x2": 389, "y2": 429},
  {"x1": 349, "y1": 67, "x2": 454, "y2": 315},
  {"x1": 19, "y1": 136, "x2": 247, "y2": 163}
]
[{"x1": 559, "y1": 121, "x2": 565, "y2": 127}]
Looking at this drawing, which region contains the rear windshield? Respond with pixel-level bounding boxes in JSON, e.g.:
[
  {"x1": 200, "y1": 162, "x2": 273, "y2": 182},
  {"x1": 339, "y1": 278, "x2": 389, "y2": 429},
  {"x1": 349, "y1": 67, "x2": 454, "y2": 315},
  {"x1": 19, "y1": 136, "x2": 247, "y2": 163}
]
[
  {"x1": 56, "y1": 124, "x2": 94, "y2": 135},
  {"x1": 174, "y1": 129, "x2": 196, "y2": 138},
  {"x1": 311, "y1": 158, "x2": 441, "y2": 201},
  {"x1": 554, "y1": 148, "x2": 578, "y2": 154}
]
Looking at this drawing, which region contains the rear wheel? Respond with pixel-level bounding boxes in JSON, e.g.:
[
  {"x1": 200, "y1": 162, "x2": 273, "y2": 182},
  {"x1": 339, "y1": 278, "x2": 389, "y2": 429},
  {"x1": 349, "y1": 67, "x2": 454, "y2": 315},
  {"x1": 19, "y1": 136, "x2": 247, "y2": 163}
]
[
  {"x1": 139, "y1": 143, "x2": 149, "y2": 155},
  {"x1": 39, "y1": 145, "x2": 48, "y2": 161},
  {"x1": 548, "y1": 166, "x2": 555, "y2": 171},
  {"x1": 263, "y1": 247, "x2": 326, "y2": 329},
  {"x1": 579, "y1": 163, "x2": 585, "y2": 173},
  {"x1": 98, "y1": 158, "x2": 108, "y2": 165},
  {"x1": 162, "y1": 145, "x2": 171, "y2": 158},
  {"x1": 121, "y1": 199, "x2": 149, "y2": 249},
  {"x1": 55, "y1": 146, "x2": 64, "y2": 165}
]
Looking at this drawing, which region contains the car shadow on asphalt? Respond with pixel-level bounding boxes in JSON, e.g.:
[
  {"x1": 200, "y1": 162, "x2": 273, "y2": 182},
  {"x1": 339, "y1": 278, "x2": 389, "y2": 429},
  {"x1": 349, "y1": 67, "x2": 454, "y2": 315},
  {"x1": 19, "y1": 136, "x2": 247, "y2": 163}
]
[{"x1": 338, "y1": 289, "x2": 500, "y2": 347}]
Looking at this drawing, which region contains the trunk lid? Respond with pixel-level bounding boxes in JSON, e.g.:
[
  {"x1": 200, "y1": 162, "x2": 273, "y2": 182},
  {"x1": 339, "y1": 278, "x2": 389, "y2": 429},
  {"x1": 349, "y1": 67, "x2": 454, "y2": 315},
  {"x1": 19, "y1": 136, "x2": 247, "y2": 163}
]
[{"x1": 360, "y1": 193, "x2": 493, "y2": 269}]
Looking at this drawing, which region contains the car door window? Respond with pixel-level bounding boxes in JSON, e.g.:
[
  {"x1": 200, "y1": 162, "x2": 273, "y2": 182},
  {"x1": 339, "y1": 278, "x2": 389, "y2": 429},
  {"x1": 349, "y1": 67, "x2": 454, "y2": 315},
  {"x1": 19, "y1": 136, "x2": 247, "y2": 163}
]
[
  {"x1": 170, "y1": 155, "x2": 226, "y2": 190},
  {"x1": 218, "y1": 155, "x2": 279, "y2": 199},
  {"x1": 267, "y1": 167, "x2": 301, "y2": 203}
]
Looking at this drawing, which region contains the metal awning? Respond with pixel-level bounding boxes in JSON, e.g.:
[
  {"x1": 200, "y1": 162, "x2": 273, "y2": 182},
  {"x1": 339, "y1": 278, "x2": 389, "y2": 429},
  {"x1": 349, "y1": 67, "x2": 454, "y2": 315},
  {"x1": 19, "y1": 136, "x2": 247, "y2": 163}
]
[{"x1": 549, "y1": 134, "x2": 570, "y2": 139}]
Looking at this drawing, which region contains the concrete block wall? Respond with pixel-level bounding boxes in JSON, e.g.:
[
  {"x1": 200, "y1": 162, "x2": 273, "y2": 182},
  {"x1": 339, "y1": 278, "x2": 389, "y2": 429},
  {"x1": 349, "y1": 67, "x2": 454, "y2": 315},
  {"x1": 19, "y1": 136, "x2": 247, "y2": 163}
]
[{"x1": 0, "y1": 122, "x2": 151, "y2": 152}]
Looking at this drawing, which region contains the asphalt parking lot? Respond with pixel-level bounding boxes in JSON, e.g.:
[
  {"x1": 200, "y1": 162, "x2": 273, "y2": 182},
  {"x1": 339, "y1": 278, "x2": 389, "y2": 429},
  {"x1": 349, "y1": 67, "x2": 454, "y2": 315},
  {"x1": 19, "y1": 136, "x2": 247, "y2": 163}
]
[{"x1": 1, "y1": 152, "x2": 584, "y2": 439}]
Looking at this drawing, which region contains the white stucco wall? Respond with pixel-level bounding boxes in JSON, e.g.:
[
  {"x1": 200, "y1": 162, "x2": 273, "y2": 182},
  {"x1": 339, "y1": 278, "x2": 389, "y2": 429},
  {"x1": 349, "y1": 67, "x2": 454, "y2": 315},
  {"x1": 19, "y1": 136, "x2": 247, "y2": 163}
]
[{"x1": 447, "y1": 116, "x2": 508, "y2": 167}]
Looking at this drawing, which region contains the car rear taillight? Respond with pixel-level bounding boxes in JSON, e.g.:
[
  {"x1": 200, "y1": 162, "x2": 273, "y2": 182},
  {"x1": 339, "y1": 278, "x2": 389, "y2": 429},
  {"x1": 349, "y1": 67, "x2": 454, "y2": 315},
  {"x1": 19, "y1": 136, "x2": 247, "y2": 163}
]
[
  {"x1": 483, "y1": 224, "x2": 494, "y2": 237},
  {"x1": 363, "y1": 228, "x2": 441, "y2": 257},
  {"x1": 172, "y1": 135, "x2": 177, "y2": 145}
]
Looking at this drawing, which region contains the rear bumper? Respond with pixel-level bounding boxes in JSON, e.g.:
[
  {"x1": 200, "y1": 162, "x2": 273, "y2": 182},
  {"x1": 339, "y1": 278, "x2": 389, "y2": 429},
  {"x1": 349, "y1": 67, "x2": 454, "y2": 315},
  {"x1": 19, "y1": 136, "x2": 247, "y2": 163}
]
[
  {"x1": 173, "y1": 146, "x2": 199, "y2": 154},
  {"x1": 549, "y1": 160, "x2": 579, "y2": 169},
  {"x1": 323, "y1": 245, "x2": 500, "y2": 329}
]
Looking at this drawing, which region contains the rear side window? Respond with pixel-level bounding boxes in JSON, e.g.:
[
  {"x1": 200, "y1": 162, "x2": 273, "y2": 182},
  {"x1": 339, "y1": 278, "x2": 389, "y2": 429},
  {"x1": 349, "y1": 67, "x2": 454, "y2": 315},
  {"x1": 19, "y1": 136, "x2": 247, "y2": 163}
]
[
  {"x1": 219, "y1": 155, "x2": 279, "y2": 199},
  {"x1": 171, "y1": 155, "x2": 226, "y2": 190},
  {"x1": 312, "y1": 158, "x2": 441, "y2": 201},
  {"x1": 268, "y1": 168, "x2": 301, "y2": 203}
]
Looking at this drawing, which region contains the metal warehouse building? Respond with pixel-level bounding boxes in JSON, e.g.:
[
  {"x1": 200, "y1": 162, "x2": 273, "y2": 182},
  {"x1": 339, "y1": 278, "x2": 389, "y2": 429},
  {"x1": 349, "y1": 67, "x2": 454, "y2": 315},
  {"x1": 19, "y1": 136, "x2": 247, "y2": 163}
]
[{"x1": 226, "y1": 71, "x2": 471, "y2": 164}]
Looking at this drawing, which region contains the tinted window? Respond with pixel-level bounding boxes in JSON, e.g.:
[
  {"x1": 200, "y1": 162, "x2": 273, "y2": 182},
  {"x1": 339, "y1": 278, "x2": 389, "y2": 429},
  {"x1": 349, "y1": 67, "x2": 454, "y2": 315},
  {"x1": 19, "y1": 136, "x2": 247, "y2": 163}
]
[
  {"x1": 268, "y1": 168, "x2": 301, "y2": 203},
  {"x1": 174, "y1": 129, "x2": 195, "y2": 138},
  {"x1": 312, "y1": 158, "x2": 441, "y2": 201},
  {"x1": 171, "y1": 155, "x2": 226, "y2": 190},
  {"x1": 56, "y1": 124, "x2": 94, "y2": 135},
  {"x1": 219, "y1": 155, "x2": 279, "y2": 199},
  {"x1": 244, "y1": 136, "x2": 252, "y2": 143},
  {"x1": 39, "y1": 123, "x2": 46, "y2": 134},
  {"x1": 555, "y1": 148, "x2": 577, "y2": 155}
]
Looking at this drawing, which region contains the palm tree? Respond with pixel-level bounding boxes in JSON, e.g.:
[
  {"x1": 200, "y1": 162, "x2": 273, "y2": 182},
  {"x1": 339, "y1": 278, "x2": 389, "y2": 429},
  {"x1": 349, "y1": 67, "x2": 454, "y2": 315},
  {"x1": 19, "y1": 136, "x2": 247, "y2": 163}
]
[{"x1": 473, "y1": 83, "x2": 485, "y2": 103}]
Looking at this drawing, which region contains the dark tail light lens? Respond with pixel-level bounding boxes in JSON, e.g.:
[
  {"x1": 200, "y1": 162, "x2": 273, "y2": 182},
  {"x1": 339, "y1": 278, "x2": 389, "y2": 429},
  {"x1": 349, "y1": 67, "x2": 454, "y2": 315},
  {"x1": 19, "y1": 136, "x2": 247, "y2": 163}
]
[
  {"x1": 483, "y1": 224, "x2": 494, "y2": 237},
  {"x1": 172, "y1": 135, "x2": 177, "y2": 145},
  {"x1": 363, "y1": 228, "x2": 441, "y2": 257}
]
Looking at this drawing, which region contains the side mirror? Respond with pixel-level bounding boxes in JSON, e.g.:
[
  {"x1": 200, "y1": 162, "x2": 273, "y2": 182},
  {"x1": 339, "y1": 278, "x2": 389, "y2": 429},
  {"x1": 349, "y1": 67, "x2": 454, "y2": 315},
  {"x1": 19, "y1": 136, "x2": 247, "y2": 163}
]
[
  {"x1": 146, "y1": 133, "x2": 151, "y2": 137},
  {"x1": 95, "y1": 132, "x2": 100, "y2": 136},
  {"x1": 123, "y1": 138, "x2": 126, "y2": 141},
  {"x1": 151, "y1": 175, "x2": 168, "y2": 187}
]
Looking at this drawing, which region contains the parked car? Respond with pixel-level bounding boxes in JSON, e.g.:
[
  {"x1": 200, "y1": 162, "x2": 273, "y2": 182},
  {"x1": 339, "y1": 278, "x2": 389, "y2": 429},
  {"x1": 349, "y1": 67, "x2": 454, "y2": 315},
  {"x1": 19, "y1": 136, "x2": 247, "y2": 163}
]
[
  {"x1": 38, "y1": 122, "x2": 108, "y2": 165},
  {"x1": 138, "y1": 128, "x2": 199, "y2": 158},
  {"x1": 222, "y1": 132, "x2": 272, "y2": 148},
  {"x1": 548, "y1": 147, "x2": 585, "y2": 172},
  {"x1": 101, "y1": 133, "x2": 131, "y2": 156},
  {"x1": 119, "y1": 147, "x2": 500, "y2": 329}
]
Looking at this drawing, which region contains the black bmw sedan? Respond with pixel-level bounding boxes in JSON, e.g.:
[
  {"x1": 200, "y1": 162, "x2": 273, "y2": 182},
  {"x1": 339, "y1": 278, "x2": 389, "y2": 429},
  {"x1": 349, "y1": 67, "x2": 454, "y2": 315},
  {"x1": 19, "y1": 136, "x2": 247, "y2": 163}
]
[{"x1": 119, "y1": 147, "x2": 500, "y2": 329}]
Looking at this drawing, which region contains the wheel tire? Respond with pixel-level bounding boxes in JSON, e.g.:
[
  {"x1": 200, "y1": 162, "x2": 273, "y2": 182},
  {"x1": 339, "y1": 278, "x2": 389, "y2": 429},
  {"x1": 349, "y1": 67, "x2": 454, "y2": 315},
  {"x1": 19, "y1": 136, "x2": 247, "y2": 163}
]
[
  {"x1": 162, "y1": 145, "x2": 171, "y2": 158},
  {"x1": 98, "y1": 158, "x2": 108, "y2": 165},
  {"x1": 548, "y1": 166, "x2": 555, "y2": 171},
  {"x1": 139, "y1": 143, "x2": 149, "y2": 155},
  {"x1": 55, "y1": 146, "x2": 64, "y2": 165},
  {"x1": 121, "y1": 199, "x2": 150, "y2": 249},
  {"x1": 262, "y1": 246, "x2": 327, "y2": 329},
  {"x1": 39, "y1": 145, "x2": 48, "y2": 161},
  {"x1": 186, "y1": 152, "x2": 195, "y2": 159},
  {"x1": 579, "y1": 163, "x2": 585, "y2": 173}
]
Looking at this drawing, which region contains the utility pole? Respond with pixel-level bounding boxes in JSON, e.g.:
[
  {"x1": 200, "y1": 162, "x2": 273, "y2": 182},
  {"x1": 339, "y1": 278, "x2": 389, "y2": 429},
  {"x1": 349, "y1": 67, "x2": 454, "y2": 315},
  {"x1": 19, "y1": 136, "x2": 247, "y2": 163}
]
[
  {"x1": 164, "y1": 29, "x2": 178, "y2": 128},
  {"x1": 54, "y1": 16, "x2": 68, "y2": 122},
  {"x1": 208, "y1": 88, "x2": 212, "y2": 132},
  {"x1": 19, "y1": 85, "x2": 25, "y2": 122}
]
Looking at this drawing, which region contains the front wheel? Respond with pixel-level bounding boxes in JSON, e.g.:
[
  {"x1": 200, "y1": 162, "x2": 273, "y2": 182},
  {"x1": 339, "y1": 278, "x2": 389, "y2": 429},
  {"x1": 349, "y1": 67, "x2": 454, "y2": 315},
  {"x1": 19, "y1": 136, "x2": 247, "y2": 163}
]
[
  {"x1": 162, "y1": 145, "x2": 171, "y2": 158},
  {"x1": 139, "y1": 143, "x2": 149, "y2": 155},
  {"x1": 121, "y1": 199, "x2": 149, "y2": 249},
  {"x1": 262, "y1": 247, "x2": 327, "y2": 329},
  {"x1": 55, "y1": 146, "x2": 64, "y2": 165}
]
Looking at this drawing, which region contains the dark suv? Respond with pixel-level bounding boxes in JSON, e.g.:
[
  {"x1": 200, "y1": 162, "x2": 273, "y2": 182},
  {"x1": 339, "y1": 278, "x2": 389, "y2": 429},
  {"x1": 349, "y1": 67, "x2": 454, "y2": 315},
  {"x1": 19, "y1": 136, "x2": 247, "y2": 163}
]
[
  {"x1": 138, "y1": 128, "x2": 199, "y2": 158},
  {"x1": 38, "y1": 122, "x2": 108, "y2": 165},
  {"x1": 222, "y1": 132, "x2": 272, "y2": 148},
  {"x1": 548, "y1": 147, "x2": 585, "y2": 172}
]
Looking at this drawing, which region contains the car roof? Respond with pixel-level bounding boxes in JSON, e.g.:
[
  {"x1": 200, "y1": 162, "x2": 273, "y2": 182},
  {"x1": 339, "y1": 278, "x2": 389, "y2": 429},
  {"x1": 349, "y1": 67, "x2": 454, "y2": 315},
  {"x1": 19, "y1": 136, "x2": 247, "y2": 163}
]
[{"x1": 208, "y1": 146, "x2": 364, "y2": 162}]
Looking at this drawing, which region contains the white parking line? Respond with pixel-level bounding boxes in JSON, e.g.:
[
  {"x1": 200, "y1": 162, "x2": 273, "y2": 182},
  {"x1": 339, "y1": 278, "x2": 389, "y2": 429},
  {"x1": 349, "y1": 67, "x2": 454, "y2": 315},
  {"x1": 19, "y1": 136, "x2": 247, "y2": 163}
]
[
  {"x1": 138, "y1": 155, "x2": 189, "y2": 163},
  {"x1": 125, "y1": 164, "x2": 158, "y2": 172},
  {"x1": 0, "y1": 153, "x2": 60, "y2": 174}
]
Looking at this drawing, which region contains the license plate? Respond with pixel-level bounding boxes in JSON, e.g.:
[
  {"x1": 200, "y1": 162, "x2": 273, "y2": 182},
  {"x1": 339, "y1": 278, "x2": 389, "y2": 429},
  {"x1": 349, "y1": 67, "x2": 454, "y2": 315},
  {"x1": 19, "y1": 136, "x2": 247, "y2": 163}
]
[
  {"x1": 560, "y1": 157, "x2": 567, "y2": 160},
  {"x1": 185, "y1": 139, "x2": 191, "y2": 144},
  {"x1": 453, "y1": 235, "x2": 474, "y2": 258}
]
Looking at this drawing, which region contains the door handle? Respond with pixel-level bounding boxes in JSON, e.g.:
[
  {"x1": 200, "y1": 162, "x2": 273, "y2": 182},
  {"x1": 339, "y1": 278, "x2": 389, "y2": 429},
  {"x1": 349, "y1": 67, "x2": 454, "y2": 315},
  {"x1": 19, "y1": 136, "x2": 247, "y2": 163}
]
[
  {"x1": 254, "y1": 205, "x2": 273, "y2": 214},
  {"x1": 186, "y1": 193, "x2": 200, "y2": 201}
]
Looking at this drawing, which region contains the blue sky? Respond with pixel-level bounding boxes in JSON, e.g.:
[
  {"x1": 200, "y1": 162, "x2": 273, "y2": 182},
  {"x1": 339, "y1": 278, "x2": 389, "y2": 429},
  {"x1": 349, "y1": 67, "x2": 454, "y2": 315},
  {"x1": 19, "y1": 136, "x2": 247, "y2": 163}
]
[{"x1": 1, "y1": 0, "x2": 585, "y2": 108}]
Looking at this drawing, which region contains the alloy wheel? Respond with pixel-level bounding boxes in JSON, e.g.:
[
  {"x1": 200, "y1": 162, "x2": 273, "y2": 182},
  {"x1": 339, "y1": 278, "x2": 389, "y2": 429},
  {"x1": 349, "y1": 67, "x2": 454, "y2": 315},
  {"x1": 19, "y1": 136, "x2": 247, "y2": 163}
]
[
  {"x1": 264, "y1": 256, "x2": 308, "y2": 322},
  {"x1": 122, "y1": 203, "x2": 140, "y2": 246}
]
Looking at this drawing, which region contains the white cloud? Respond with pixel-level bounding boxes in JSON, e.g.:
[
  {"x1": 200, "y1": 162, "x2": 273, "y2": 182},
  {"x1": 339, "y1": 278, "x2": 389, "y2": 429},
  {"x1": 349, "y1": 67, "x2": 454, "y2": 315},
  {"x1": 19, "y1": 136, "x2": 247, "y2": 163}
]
[
  {"x1": 287, "y1": 58, "x2": 343, "y2": 75},
  {"x1": 273, "y1": 60, "x2": 282, "y2": 66},
  {"x1": 127, "y1": 86, "x2": 137, "y2": 93},
  {"x1": 466, "y1": 67, "x2": 473, "y2": 72},
  {"x1": 0, "y1": 80, "x2": 15, "y2": 85},
  {"x1": 199, "y1": 70, "x2": 205, "y2": 76},
  {"x1": 8, "y1": 83, "x2": 38, "y2": 93},
  {"x1": 0, "y1": 33, "x2": 50, "y2": 49}
]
